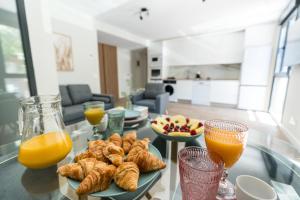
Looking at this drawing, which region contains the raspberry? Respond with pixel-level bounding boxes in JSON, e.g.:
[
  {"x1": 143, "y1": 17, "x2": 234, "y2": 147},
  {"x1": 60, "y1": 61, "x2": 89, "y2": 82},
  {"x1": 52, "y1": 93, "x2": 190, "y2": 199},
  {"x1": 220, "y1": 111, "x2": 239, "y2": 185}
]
[
  {"x1": 163, "y1": 124, "x2": 169, "y2": 131},
  {"x1": 151, "y1": 120, "x2": 157, "y2": 124},
  {"x1": 190, "y1": 130, "x2": 197, "y2": 135},
  {"x1": 166, "y1": 117, "x2": 170, "y2": 122}
]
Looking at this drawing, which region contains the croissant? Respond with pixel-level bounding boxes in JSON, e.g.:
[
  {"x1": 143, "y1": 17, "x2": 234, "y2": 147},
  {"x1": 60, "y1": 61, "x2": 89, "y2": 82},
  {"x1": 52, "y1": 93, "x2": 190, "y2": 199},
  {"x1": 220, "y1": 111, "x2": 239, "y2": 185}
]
[
  {"x1": 57, "y1": 163, "x2": 84, "y2": 181},
  {"x1": 114, "y1": 162, "x2": 139, "y2": 191},
  {"x1": 76, "y1": 164, "x2": 116, "y2": 195},
  {"x1": 74, "y1": 151, "x2": 96, "y2": 162},
  {"x1": 108, "y1": 133, "x2": 122, "y2": 147},
  {"x1": 103, "y1": 143, "x2": 125, "y2": 166},
  {"x1": 126, "y1": 149, "x2": 166, "y2": 172},
  {"x1": 122, "y1": 131, "x2": 137, "y2": 153},
  {"x1": 88, "y1": 140, "x2": 110, "y2": 163},
  {"x1": 126, "y1": 138, "x2": 150, "y2": 161},
  {"x1": 130, "y1": 138, "x2": 150, "y2": 151},
  {"x1": 78, "y1": 158, "x2": 97, "y2": 177},
  {"x1": 88, "y1": 140, "x2": 107, "y2": 152}
]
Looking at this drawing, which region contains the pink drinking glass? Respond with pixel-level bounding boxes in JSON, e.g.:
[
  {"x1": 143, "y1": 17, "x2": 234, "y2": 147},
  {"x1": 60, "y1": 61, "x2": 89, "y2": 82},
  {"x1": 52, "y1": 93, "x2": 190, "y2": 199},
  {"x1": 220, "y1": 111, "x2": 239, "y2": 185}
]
[{"x1": 178, "y1": 146, "x2": 224, "y2": 200}]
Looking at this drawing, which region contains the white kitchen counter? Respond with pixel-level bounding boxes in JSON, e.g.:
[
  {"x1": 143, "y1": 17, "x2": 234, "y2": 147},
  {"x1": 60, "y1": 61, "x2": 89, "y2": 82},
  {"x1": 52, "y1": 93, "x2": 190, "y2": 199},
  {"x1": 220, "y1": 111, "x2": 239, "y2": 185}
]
[{"x1": 175, "y1": 79, "x2": 240, "y2": 105}]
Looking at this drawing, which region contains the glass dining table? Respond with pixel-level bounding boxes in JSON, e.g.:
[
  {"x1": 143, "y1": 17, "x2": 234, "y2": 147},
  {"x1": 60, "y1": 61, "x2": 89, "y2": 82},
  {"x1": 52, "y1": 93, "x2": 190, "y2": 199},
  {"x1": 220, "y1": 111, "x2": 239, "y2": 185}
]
[{"x1": 0, "y1": 117, "x2": 300, "y2": 200}]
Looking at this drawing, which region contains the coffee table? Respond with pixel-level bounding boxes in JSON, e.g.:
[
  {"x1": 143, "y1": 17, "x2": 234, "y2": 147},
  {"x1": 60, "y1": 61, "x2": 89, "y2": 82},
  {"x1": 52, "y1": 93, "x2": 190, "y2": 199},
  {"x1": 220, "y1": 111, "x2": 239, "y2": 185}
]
[{"x1": 0, "y1": 116, "x2": 299, "y2": 200}]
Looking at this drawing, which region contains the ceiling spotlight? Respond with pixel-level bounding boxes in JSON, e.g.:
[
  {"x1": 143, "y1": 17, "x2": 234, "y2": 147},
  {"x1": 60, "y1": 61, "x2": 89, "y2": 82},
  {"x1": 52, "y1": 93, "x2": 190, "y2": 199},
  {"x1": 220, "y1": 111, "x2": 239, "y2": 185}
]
[{"x1": 139, "y1": 7, "x2": 149, "y2": 21}]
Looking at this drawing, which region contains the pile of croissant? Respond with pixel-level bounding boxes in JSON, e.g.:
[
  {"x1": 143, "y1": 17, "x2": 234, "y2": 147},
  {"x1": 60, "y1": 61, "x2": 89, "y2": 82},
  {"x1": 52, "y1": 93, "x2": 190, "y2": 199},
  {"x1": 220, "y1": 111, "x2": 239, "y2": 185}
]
[{"x1": 57, "y1": 131, "x2": 166, "y2": 195}]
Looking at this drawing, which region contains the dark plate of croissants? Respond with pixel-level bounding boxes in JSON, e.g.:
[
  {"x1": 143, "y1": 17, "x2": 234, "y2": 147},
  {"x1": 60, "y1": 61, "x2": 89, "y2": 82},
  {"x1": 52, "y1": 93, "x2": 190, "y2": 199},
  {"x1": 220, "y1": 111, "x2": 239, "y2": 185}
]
[{"x1": 57, "y1": 131, "x2": 166, "y2": 197}]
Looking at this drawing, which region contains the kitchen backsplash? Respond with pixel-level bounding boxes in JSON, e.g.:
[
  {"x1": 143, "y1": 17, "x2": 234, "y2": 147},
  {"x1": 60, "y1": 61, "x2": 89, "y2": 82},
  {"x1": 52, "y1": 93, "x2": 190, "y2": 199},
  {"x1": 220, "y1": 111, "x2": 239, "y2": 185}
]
[{"x1": 167, "y1": 64, "x2": 241, "y2": 80}]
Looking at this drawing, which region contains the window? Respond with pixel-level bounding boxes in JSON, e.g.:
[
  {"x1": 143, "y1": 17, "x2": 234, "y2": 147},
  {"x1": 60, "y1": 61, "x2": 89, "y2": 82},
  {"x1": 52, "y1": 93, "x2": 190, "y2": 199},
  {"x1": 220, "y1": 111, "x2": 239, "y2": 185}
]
[
  {"x1": 0, "y1": 0, "x2": 36, "y2": 161},
  {"x1": 269, "y1": 8, "x2": 299, "y2": 122}
]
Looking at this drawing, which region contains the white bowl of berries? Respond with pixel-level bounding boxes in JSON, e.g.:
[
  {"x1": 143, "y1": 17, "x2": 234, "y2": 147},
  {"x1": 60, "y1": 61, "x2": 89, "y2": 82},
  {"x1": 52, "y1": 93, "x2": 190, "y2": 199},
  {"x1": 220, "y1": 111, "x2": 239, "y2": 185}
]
[{"x1": 150, "y1": 115, "x2": 204, "y2": 142}]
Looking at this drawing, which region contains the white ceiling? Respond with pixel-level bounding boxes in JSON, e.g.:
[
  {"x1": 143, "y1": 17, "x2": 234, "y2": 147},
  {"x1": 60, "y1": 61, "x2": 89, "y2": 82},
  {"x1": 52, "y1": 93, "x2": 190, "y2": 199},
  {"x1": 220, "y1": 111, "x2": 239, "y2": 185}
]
[
  {"x1": 53, "y1": 0, "x2": 130, "y2": 17},
  {"x1": 58, "y1": 0, "x2": 289, "y2": 41},
  {"x1": 97, "y1": 31, "x2": 145, "y2": 50}
]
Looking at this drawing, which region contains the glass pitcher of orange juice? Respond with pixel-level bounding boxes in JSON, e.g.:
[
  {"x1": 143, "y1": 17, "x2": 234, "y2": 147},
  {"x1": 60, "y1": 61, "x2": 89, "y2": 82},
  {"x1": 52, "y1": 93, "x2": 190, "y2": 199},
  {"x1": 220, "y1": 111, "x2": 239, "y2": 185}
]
[{"x1": 18, "y1": 95, "x2": 72, "y2": 169}]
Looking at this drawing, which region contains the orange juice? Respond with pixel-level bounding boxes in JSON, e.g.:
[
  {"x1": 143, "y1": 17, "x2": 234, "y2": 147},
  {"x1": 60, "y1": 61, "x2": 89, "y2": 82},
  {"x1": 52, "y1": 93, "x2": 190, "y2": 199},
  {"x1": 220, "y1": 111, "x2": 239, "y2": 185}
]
[
  {"x1": 18, "y1": 132, "x2": 72, "y2": 169},
  {"x1": 205, "y1": 135, "x2": 243, "y2": 168},
  {"x1": 84, "y1": 108, "x2": 105, "y2": 125}
]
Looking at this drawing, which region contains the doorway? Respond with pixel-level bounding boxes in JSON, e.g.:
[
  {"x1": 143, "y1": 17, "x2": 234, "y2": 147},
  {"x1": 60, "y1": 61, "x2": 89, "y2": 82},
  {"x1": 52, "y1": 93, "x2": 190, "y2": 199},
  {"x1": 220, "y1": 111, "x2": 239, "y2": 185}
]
[
  {"x1": 131, "y1": 48, "x2": 147, "y2": 90},
  {"x1": 98, "y1": 43, "x2": 119, "y2": 99}
]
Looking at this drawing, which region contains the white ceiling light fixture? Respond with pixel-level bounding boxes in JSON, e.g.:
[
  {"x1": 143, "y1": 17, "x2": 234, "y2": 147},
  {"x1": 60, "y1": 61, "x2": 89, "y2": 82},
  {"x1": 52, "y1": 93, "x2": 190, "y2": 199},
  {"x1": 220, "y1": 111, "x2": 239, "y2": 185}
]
[{"x1": 139, "y1": 7, "x2": 149, "y2": 20}]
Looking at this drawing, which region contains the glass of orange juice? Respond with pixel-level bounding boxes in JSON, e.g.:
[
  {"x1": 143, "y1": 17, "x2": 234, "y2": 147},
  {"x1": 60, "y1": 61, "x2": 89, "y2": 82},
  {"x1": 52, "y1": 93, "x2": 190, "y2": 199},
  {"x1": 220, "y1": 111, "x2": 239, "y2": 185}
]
[
  {"x1": 18, "y1": 95, "x2": 72, "y2": 169},
  {"x1": 204, "y1": 119, "x2": 248, "y2": 199},
  {"x1": 83, "y1": 101, "x2": 105, "y2": 140}
]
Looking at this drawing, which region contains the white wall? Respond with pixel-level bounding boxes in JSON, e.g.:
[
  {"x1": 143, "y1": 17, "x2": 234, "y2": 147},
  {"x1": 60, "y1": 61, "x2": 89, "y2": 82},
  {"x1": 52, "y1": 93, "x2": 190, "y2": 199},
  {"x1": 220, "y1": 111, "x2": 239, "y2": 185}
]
[
  {"x1": 117, "y1": 48, "x2": 132, "y2": 97},
  {"x1": 24, "y1": 0, "x2": 59, "y2": 95},
  {"x1": 95, "y1": 20, "x2": 149, "y2": 48},
  {"x1": 281, "y1": 65, "x2": 300, "y2": 145},
  {"x1": 163, "y1": 31, "x2": 245, "y2": 66},
  {"x1": 52, "y1": 19, "x2": 100, "y2": 93}
]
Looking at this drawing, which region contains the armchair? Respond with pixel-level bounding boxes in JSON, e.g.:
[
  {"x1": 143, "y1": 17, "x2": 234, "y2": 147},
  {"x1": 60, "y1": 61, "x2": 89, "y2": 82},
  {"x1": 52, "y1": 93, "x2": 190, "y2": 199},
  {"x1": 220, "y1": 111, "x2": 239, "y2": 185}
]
[{"x1": 131, "y1": 83, "x2": 169, "y2": 114}]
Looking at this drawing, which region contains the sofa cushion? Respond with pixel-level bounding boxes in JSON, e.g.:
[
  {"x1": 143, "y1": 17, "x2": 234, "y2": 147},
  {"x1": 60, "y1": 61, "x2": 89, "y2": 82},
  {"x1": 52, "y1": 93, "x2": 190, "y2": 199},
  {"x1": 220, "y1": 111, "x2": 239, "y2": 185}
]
[
  {"x1": 62, "y1": 104, "x2": 84, "y2": 123},
  {"x1": 59, "y1": 85, "x2": 72, "y2": 106},
  {"x1": 104, "y1": 103, "x2": 113, "y2": 110},
  {"x1": 68, "y1": 84, "x2": 93, "y2": 104},
  {"x1": 135, "y1": 99, "x2": 156, "y2": 112},
  {"x1": 144, "y1": 83, "x2": 164, "y2": 99},
  {"x1": 92, "y1": 96, "x2": 110, "y2": 103}
]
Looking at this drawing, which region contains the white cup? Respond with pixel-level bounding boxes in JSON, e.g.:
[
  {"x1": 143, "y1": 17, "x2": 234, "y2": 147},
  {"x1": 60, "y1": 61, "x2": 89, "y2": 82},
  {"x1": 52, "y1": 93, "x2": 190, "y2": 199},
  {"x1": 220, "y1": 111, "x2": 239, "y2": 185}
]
[{"x1": 236, "y1": 175, "x2": 277, "y2": 200}]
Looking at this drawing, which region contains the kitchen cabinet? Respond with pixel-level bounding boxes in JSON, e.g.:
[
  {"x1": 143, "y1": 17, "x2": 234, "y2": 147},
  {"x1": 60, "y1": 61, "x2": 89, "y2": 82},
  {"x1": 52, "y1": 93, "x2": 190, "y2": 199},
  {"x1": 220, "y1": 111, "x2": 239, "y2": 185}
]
[
  {"x1": 240, "y1": 46, "x2": 273, "y2": 86},
  {"x1": 238, "y1": 86, "x2": 269, "y2": 111},
  {"x1": 163, "y1": 31, "x2": 244, "y2": 66},
  {"x1": 176, "y1": 80, "x2": 193, "y2": 100},
  {"x1": 210, "y1": 80, "x2": 239, "y2": 105},
  {"x1": 192, "y1": 81, "x2": 210, "y2": 105},
  {"x1": 238, "y1": 23, "x2": 276, "y2": 111}
]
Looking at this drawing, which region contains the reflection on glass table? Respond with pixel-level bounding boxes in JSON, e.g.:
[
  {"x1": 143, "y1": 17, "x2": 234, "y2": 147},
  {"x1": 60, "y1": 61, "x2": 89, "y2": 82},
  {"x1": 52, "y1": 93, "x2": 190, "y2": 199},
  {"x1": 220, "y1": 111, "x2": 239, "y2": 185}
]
[{"x1": 0, "y1": 116, "x2": 300, "y2": 200}]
